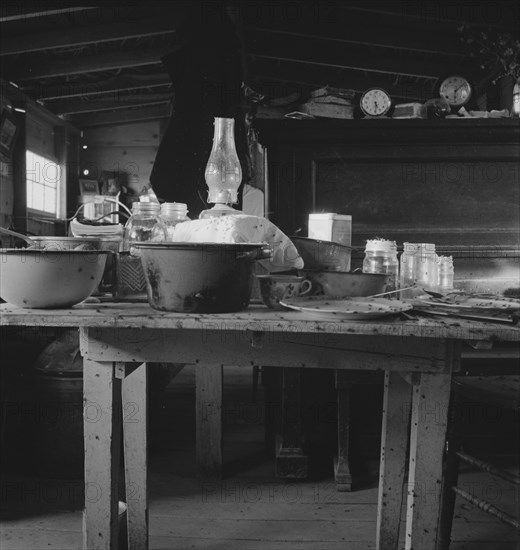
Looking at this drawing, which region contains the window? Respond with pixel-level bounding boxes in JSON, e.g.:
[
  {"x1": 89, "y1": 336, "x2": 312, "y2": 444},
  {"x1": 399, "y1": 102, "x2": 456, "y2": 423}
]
[{"x1": 26, "y1": 150, "x2": 61, "y2": 217}]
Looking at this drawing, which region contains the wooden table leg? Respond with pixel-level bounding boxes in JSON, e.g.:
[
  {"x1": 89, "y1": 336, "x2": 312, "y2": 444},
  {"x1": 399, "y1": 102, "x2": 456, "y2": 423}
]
[
  {"x1": 376, "y1": 371, "x2": 412, "y2": 550},
  {"x1": 83, "y1": 358, "x2": 122, "y2": 550},
  {"x1": 276, "y1": 368, "x2": 308, "y2": 479},
  {"x1": 437, "y1": 390, "x2": 463, "y2": 550},
  {"x1": 334, "y1": 370, "x2": 353, "y2": 491},
  {"x1": 405, "y1": 371, "x2": 452, "y2": 550},
  {"x1": 262, "y1": 367, "x2": 282, "y2": 458},
  {"x1": 196, "y1": 364, "x2": 223, "y2": 478},
  {"x1": 122, "y1": 362, "x2": 148, "y2": 550}
]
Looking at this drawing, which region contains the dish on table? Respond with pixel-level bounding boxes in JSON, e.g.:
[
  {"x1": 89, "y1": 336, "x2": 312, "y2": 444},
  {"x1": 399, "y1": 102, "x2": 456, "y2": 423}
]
[{"x1": 279, "y1": 295, "x2": 412, "y2": 320}]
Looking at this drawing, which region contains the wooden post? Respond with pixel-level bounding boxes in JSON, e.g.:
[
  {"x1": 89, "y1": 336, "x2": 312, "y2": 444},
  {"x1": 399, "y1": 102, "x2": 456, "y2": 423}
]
[
  {"x1": 262, "y1": 366, "x2": 282, "y2": 457},
  {"x1": 275, "y1": 368, "x2": 308, "y2": 479},
  {"x1": 334, "y1": 370, "x2": 353, "y2": 491},
  {"x1": 499, "y1": 75, "x2": 514, "y2": 113},
  {"x1": 437, "y1": 389, "x2": 463, "y2": 550},
  {"x1": 405, "y1": 363, "x2": 454, "y2": 549},
  {"x1": 196, "y1": 364, "x2": 223, "y2": 478},
  {"x1": 83, "y1": 358, "x2": 122, "y2": 550},
  {"x1": 122, "y1": 362, "x2": 148, "y2": 550},
  {"x1": 376, "y1": 371, "x2": 412, "y2": 550}
]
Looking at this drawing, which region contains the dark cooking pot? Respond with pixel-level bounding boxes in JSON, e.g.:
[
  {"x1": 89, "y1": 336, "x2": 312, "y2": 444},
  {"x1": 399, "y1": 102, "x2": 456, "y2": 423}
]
[{"x1": 134, "y1": 242, "x2": 272, "y2": 313}]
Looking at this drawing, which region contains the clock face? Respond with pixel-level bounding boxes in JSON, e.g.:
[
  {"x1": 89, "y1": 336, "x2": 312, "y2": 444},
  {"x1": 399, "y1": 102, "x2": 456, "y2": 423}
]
[
  {"x1": 360, "y1": 88, "x2": 392, "y2": 117},
  {"x1": 439, "y1": 76, "x2": 472, "y2": 107}
]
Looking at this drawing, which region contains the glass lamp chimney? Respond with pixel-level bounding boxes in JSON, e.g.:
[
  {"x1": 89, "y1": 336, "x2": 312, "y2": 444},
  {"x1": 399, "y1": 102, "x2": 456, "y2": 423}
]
[{"x1": 204, "y1": 117, "x2": 242, "y2": 204}]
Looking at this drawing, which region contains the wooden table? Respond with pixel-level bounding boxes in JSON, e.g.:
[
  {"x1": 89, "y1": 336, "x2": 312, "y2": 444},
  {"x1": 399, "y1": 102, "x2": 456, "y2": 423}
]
[{"x1": 1, "y1": 302, "x2": 519, "y2": 550}]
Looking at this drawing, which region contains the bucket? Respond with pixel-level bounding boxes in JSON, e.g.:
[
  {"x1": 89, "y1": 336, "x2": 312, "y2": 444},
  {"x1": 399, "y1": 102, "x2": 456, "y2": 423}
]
[
  {"x1": 118, "y1": 501, "x2": 128, "y2": 550},
  {"x1": 33, "y1": 332, "x2": 84, "y2": 479}
]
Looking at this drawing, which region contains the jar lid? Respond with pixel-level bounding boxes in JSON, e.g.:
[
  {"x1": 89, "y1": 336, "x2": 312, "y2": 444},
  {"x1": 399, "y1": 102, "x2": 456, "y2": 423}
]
[
  {"x1": 131, "y1": 201, "x2": 161, "y2": 214},
  {"x1": 403, "y1": 242, "x2": 420, "y2": 251},
  {"x1": 161, "y1": 202, "x2": 189, "y2": 215},
  {"x1": 365, "y1": 239, "x2": 397, "y2": 252},
  {"x1": 417, "y1": 243, "x2": 436, "y2": 251},
  {"x1": 403, "y1": 242, "x2": 436, "y2": 252},
  {"x1": 309, "y1": 213, "x2": 352, "y2": 221}
]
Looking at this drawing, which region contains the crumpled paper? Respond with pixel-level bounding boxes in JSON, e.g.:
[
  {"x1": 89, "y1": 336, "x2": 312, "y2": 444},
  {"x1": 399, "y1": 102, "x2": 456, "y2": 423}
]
[{"x1": 169, "y1": 214, "x2": 304, "y2": 271}]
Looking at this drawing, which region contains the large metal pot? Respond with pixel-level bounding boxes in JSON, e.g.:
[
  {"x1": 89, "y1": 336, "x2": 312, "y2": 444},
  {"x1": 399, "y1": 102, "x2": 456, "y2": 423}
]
[{"x1": 135, "y1": 242, "x2": 271, "y2": 313}]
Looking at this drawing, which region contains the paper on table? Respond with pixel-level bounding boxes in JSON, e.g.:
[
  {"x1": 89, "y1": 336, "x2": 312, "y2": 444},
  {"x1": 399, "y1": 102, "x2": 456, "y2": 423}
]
[{"x1": 70, "y1": 218, "x2": 124, "y2": 237}]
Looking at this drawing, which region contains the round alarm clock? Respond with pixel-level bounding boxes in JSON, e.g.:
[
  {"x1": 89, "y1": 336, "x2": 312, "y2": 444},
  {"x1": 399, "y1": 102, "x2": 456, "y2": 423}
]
[
  {"x1": 360, "y1": 88, "x2": 392, "y2": 117},
  {"x1": 437, "y1": 75, "x2": 472, "y2": 107}
]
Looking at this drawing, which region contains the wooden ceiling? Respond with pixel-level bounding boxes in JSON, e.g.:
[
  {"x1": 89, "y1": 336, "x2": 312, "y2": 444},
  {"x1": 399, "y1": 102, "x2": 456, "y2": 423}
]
[{"x1": 1, "y1": 0, "x2": 518, "y2": 127}]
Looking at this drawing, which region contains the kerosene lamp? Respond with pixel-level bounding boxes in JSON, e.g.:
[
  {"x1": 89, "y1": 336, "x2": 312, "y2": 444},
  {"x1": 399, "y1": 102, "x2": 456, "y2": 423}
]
[{"x1": 199, "y1": 117, "x2": 242, "y2": 219}]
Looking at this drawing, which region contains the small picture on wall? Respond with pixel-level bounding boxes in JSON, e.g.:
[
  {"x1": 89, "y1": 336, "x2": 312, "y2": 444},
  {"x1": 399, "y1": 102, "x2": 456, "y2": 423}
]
[
  {"x1": 0, "y1": 110, "x2": 19, "y2": 158},
  {"x1": 79, "y1": 178, "x2": 100, "y2": 196}
]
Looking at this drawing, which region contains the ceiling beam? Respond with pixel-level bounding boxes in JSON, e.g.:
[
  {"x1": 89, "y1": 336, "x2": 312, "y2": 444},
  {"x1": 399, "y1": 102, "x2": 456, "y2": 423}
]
[
  {"x1": 48, "y1": 93, "x2": 173, "y2": 115},
  {"x1": 244, "y1": 18, "x2": 464, "y2": 58},
  {"x1": 249, "y1": 59, "x2": 435, "y2": 102},
  {"x1": 4, "y1": 47, "x2": 175, "y2": 81},
  {"x1": 340, "y1": 1, "x2": 520, "y2": 32},
  {"x1": 0, "y1": 6, "x2": 97, "y2": 23},
  {"x1": 69, "y1": 104, "x2": 171, "y2": 127},
  {"x1": 247, "y1": 32, "x2": 461, "y2": 80},
  {"x1": 24, "y1": 74, "x2": 171, "y2": 100},
  {"x1": 0, "y1": 16, "x2": 177, "y2": 56}
]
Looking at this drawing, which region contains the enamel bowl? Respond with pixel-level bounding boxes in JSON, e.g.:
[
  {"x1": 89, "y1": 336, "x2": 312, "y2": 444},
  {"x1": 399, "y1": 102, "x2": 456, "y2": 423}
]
[
  {"x1": 291, "y1": 236, "x2": 351, "y2": 272},
  {"x1": 0, "y1": 248, "x2": 109, "y2": 308},
  {"x1": 298, "y1": 269, "x2": 388, "y2": 298}
]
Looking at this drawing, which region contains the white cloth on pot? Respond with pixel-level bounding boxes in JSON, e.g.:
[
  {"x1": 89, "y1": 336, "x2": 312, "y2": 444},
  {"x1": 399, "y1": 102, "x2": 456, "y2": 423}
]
[{"x1": 169, "y1": 214, "x2": 303, "y2": 271}]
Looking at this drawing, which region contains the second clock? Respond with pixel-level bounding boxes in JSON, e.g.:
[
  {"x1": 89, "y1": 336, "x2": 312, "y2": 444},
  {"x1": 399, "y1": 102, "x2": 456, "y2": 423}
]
[{"x1": 360, "y1": 88, "x2": 392, "y2": 117}]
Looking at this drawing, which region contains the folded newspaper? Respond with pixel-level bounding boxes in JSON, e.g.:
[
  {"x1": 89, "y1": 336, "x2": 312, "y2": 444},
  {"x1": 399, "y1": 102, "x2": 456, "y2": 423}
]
[{"x1": 70, "y1": 218, "x2": 124, "y2": 237}]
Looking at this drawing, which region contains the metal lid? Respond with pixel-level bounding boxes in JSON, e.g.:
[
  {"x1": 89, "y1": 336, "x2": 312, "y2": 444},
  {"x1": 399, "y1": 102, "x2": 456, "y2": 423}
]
[{"x1": 365, "y1": 239, "x2": 397, "y2": 252}]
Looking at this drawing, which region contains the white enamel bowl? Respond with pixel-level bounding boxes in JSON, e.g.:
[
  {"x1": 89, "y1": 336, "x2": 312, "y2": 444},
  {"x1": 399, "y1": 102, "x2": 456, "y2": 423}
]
[{"x1": 0, "y1": 248, "x2": 109, "y2": 308}]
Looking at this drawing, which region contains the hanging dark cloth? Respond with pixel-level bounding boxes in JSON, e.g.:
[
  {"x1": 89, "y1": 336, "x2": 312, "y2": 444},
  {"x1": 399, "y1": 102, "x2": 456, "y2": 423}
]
[{"x1": 150, "y1": 4, "x2": 247, "y2": 219}]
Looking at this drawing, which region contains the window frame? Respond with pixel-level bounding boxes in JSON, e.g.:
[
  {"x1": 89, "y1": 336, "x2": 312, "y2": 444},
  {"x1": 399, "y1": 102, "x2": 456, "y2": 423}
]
[{"x1": 25, "y1": 149, "x2": 65, "y2": 219}]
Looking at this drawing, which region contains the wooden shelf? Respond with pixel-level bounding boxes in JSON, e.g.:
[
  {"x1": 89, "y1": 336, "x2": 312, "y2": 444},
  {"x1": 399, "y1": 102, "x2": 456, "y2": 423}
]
[{"x1": 255, "y1": 118, "x2": 520, "y2": 146}]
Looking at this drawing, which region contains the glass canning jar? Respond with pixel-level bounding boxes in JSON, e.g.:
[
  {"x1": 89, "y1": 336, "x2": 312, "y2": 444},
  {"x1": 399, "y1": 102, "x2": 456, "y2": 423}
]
[
  {"x1": 123, "y1": 201, "x2": 167, "y2": 253},
  {"x1": 362, "y1": 239, "x2": 399, "y2": 292},
  {"x1": 400, "y1": 242, "x2": 421, "y2": 297},
  {"x1": 412, "y1": 243, "x2": 439, "y2": 291},
  {"x1": 160, "y1": 202, "x2": 190, "y2": 240},
  {"x1": 438, "y1": 255, "x2": 454, "y2": 291}
]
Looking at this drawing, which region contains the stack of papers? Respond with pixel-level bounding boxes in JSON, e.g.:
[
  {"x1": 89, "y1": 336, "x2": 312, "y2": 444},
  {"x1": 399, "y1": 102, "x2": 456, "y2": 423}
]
[
  {"x1": 70, "y1": 218, "x2": 124, "y2": 237},
  {"x1": 409, "y1": 293, "x2": 520, "y2": 324}
]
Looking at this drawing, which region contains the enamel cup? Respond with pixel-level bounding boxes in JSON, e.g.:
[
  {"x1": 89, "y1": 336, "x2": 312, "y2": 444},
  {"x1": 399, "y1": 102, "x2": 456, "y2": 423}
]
[{"x1": 256, "y1": 274, "x2": 312, "y2": 310}]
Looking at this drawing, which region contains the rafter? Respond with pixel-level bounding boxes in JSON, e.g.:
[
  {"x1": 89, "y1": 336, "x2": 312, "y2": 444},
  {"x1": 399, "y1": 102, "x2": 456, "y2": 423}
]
[
  {"x1": 24, "y1": 74, "x2": 171, "y2": 100},
  {"x1": 247, "y1": 32, "x2": 461, "y2": 80},
  {"x1": 249, "y1": 59, "x2": 434, "y2": 102},
  {"x1": 69, "y1": 104, "x2": 171, "y2": 127},
  {"x1": 244, "y1": 19, "x2": 464, "y2": 58},
  {"x1": 5, "y1": 47, "x2": 174, "y2": 82},
  {"x1": 0, "y1": 6, "x2": 97, "y2": 23},
  {"x1": 49, "y1": 93, "x2": 173, "y2": 115},
  {"x1": 0, "y1": 17, "x2": 177, "y2": 56},
  {"x1": 340, "y1": 1, "x2": 520, "y2": 32}
]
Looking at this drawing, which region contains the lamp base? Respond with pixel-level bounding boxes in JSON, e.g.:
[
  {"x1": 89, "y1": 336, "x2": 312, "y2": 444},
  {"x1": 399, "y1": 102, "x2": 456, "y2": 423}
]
[{"x1": 199, "y1": 204, "x2": 242, "y2": 219}]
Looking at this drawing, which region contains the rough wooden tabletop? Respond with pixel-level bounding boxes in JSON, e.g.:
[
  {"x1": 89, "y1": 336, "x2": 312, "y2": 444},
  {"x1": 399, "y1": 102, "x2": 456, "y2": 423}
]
[{"x1": 1, "y1": 302, "x2": 519, "y2": 342}]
